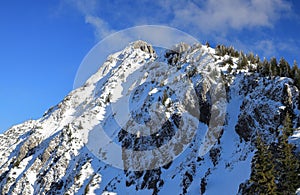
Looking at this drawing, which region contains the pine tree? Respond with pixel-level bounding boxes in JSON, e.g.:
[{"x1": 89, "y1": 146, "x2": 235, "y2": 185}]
[
  {"x1": 279, "y1": 57, "x2": 291, "y2": 77},
  {"x1": 278, "y1": 57, "x2": 284, "y2": 76},
  {"x1": 247, "y1": 52, "x2": 256, "y2": 64},
  {"x1": 242, "y1": 115, "x2": 300, "y2": 194},
  {"x1": 228, "y1": 46, "x2": 239, "y2": 57},
  {"x1": 254, "y1": 55, "x2": 260, "y2": 64},
  {"x1": 256, "y1": 61, "x2": 263, "y2": 74},
  {"x1": 292, "y1": 60, "x2": 300, "y2": 89},
  {"x1": 292, "y1": 61, "x2": 299, "y2": 77},
  {"x1": 237, "y1": 52, "x2": 248, "y2": 69},
  {"x1": 276, "y1": 113, "x2": 300, "y2": 193},
  {"x1": 248, "y1": 134, "x2": 277, "y2": 194},
  {"x1": 261, "y1": 58, "x2": 270, "y2": 77},
  {"x1": 215, "y1": 44, "x2": 227, "y2": 56},
  {"x1": 270, "y1": 57, "x2": 278, "y2": 76},
  {"x1": 283, "y1": 113, "x2": 293, "y2": 137},
  {"x1": 205, "y1": 41, "x2": 210, "y2": 48}
]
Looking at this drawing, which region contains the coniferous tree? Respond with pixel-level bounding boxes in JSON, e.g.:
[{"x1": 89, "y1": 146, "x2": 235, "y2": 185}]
[
  {"x1": 261, "y1": 58, "x2": 270, "y2": 77},
  {"x1": 205, "y1": 41, "x2": 210, "y2": 48},
  {"x1": 254, "y1": 55, "x2": 260, "y2": 64},
  {"x1": 279, "y1": 57, "x2": 291, "y2": 77},
  {"x1": 293, "y1": 60, "x2": 298, "y2": 70},
  {"x1": 248, "y1": 134, "x2": 277, "y2": 194},
  {"x1": 215, "y1": 45, "x2": 222, "y2": 56},
  {"x1": 291, "y1": 60, "x2": 299, "y2": 77},
  {"x1": 292, "y1": 60, "x2": 300, "y2": 89},
  {"x1": 240, "y1": 114, "x2": 300, "y2": 194},
  {"x1": 256, "y1": 61, "x2": 263, "y2": 74},
  {"x1": 228, "y1": 46, "x2": 239, "y2": 57},
  {"x1": 276, "y1": 113, "x2": 300, "y2": 193},
  {"x1": 237, "y1": 52, "x2": 248, "y2": 69},
  {"x1": 270, "y1": 57, "x2": 278, "y2": 76},
  {"x1": 247, "y1": 52, "x2": 256, "y2": 64}
]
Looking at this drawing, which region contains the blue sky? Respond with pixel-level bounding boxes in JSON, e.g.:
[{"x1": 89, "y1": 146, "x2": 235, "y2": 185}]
[{"x1": 0, "y1": 0, "x2": 300, "y2": 133}]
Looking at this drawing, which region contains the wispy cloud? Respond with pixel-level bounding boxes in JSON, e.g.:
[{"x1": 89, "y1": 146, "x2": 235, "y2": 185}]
[
  {"x1": 244, "y1": 38, "x2": 300, "y2": 63},
  {"x1": 64, "y1": 0, "x2": 113, "y2": 40},
  {"x1": 254, "y1": 39, "x2": 277, "y2": 58},
  {"x1": 85, "y1": 15, "x2": 113, "y2": 40}
]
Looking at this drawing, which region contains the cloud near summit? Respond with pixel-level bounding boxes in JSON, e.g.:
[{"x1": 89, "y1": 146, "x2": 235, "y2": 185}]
[{"x1": 64, "y1": 0, "x2": 292, "y2": 40}]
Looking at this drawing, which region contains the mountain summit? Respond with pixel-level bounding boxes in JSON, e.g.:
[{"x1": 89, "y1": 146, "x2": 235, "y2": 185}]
[{"x1": 1, "y1": 41, "x2": 300, "y2": 194}]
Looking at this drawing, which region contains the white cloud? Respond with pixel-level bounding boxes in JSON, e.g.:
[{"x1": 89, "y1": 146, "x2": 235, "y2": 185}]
[
  {"x1": 62, "y1": 0, "x2": 297, "y2": 65},
  {"x1": 63, "y1": 0, "x2": 292, "y2": 40},
  {"x1": 169, "y1": 0, "x2": 291, "y2": 33}
]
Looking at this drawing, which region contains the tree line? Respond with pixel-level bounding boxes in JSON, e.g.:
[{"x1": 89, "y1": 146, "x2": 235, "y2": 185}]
[{"x1": 215, "y1": 44, "x2": 300, "y2": 97}]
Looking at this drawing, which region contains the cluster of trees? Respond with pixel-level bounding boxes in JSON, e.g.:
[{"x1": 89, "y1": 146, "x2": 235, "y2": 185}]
[
  {"x1": 215, "y1": 44, "x2": 239, "y2": 57},
  {"x1": 255, "y1": 57, "x2": 298, "y2": 79},
  {"x1": 240, "y1": 114, "x2": 300, "y2": 194},
  {"x1": 215, "y1": 44, "x2": 259, "y2": 70},
  {"x1": 251, "y1": 57, "x2": 300, "y2": 96},
  {"x1": 215, "y1": 44, "x2": 300, "y2": 92}
]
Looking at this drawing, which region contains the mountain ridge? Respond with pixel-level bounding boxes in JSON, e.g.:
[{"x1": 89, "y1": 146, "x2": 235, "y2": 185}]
[{"x1": 0, "y1": 41, "x2": 300, "y2": 194}]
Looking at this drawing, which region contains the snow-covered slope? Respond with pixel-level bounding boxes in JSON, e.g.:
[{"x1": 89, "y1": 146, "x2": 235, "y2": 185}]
[{"x1": 0, "y1": 41, "x2": 300, "y2": 195}]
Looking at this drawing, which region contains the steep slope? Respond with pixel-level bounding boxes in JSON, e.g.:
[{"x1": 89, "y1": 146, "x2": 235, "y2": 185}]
[{"x1": 0, "y1": 41, "x2": 300, "y2": 195}]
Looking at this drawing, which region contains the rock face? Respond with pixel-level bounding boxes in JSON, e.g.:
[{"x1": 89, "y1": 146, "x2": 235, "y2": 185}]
[
  {"x1": 234, "y1": 75, "x2": 298, "y2": 142},
  {"x1": 133, "y1": 40, "x2": 155, "y2": 55},
  {"x1": 0, "y1": 41, "x2": 300, "y2": 195}
]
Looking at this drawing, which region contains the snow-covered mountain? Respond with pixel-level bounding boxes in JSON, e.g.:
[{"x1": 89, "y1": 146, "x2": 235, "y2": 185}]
[{"x1": 1, "y1": 41, "x2": 300, "y2": 194}]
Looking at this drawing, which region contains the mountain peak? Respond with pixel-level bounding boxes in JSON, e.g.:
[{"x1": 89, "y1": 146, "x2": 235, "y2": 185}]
[{"x1": 132, "y1": 40, "x2": 155, "y2": 54}]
